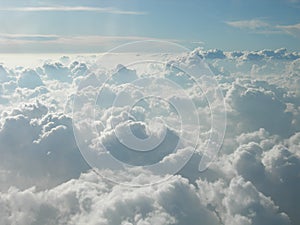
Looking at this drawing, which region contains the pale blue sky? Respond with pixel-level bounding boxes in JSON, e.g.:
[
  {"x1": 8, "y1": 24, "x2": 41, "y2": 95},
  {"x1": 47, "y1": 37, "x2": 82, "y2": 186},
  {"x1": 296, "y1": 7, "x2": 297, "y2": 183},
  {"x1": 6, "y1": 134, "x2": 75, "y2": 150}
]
[{"x1": 0, "y1": 0, "x2": 300, "y2": 52}]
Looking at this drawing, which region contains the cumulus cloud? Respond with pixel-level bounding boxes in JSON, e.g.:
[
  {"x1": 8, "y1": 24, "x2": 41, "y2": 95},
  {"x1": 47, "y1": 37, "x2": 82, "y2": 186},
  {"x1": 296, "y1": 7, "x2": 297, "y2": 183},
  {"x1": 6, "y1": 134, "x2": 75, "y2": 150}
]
[
  {"x1": 0, "y1": 102, "x2": 90, "y2": 190},
  {"x1": 194, "y1": 48, "x2": 300, "y2": 61},
  {"x1": 17, "y1": 69, "x2": 44, "y2": 89},
  {"x1": 228, "y1": 141, "x2": 300, "y2": 225},
  {"x1": 0, "y1": 172, "x2": 221, "y2": 225},
  {"x1": 197, "y1": 176, "x2": 290, "y2": 225},
  {"x1": 0, "y1": 48, "x2": 300, "y2": 225},
  {"x1": 0, "y1": 65, "x2": 13, "y2": 83},
  {"x1": 42, "y1": 62, "x2": 72, "y2": 82},
  {"x1": 227, "y1": 82, "x2": 290, "y2": 135}
]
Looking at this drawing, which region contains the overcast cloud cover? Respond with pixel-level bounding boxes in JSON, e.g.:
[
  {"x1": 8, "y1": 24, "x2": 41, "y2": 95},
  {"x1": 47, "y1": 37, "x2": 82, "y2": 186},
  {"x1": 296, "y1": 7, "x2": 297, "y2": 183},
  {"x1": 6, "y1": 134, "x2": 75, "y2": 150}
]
[{"x1": 0, "y1": 47, "x2": 299, "y2": 225}]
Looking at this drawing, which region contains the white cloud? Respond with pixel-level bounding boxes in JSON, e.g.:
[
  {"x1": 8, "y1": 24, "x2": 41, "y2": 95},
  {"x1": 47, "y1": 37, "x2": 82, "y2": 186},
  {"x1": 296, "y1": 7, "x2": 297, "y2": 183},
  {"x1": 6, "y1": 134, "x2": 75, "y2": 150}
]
[
  {"x1": 0, "y1": 48, "x2": 300, "y2": 224},
  {"x1": 224, "y1": 132, "x2": 300, "y2": 225},
  {"x1": 0, "y1": 35, "x2": 159, "y2": 53},
  {"x1": 194, "y1": 48, "x2": 300, "y2": 61},
  {"x1": 226, "y1": 19, "x2": 270, "y2": 30},
  {"x1": 0, "y1": 6, "x2": 147, "y2": 15},
  {"x1": 0, "y1": 102, "x2": 90, "y2": 190},
  {"x1": 0, "y1": 172, "x2": 221, "y2": 225},
  {"x1": 17, "y1": 69, "x2": 44, "y2": 89},
  {"x1": 224, "y1": 79, "x2": 297, "y2": 137},
  {"x1": 43, "y1": 62, "x2": 71, "y2": 82},
  {"x1": 0, "y1": 33, "x2": 59, "y2": 42},
  {"x1": 198, "y1": 176, "x2": 290, "y2": 225},
  {"x1": 286, "y1": 132, "x2": 300, "y2": 156},
  {"x1": 276, "y1": 23, "x2": 300, "y2": 37},
  {"x1": 0, "y1": 65, "x2": 13, "y2": 82},
  {"x1": 226, "y1": 19, "x2": 300, "y2": 37}
]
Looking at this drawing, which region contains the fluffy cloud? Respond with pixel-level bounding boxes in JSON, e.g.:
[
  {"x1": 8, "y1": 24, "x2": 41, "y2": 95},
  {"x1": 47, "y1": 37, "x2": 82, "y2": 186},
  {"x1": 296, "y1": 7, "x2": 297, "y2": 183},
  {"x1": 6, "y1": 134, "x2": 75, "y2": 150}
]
[
  {"x1": 286, "y1": 132, "x2": 300, "y2": 156},
  {"x1": 0, "y1": 48, "x2": 300, "y2": 225},
  {"x1": 225, "y1": 79, "x2": 299, "y2": 138},
  {"x1": 0, "y1": 101, "x2": 90, "y2": 190},
  {"x1": 229, "y1": 138, "x2": 300, "y2": 225},
  {"x1": 17, "y1": 69, "x2": 44, "y2": 89},
  {"x1": 42, "y1": 62, "x2": 72, "y2": 82},
  {"x1": 0, "y1": 65, "x2": 13, "y2": 83},
  {"x1": 197, "y1": 176, "x2": 290, "y2": 225},
  {"x1": 195, "y1": 48, "x2": 300, "y2": 61},
  {"x1": 0, "y1": 172, "x2": 220, "y2": 225}
]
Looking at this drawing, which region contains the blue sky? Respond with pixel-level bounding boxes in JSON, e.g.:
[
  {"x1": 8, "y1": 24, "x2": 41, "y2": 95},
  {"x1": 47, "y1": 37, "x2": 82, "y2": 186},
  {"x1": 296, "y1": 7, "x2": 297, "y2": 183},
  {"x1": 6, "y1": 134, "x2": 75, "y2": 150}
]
[{"x1": 0, "y1": 0, "x2": 300, "y2": 52}]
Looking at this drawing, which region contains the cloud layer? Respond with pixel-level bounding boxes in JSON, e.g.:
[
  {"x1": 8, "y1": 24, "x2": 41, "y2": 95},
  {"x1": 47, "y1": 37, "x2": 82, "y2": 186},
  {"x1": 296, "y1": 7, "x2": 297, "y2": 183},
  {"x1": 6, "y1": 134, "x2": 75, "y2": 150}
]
[{"x1": 0, "y1": 48, "x2": 299, "y2": 224}]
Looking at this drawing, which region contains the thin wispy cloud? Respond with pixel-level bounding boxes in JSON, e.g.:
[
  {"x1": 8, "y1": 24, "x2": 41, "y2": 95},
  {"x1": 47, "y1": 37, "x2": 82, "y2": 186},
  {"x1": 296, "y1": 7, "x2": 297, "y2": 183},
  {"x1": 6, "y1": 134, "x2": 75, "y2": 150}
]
[
  {"x1": 225, "y1": 19, "x2": 270, "y2": 30},
  {"x1": 288, "y1": 0, "x2": 300, "y2": 3},
  {"x1": 0, "y1": 34, "x2": 161, "y2": 53},
  {"x1": 277, "y1": 23, "x2": 300, "y2": 36},
  {"x1": 0, "y1": 6, "x2": 147, "y2": 15},
  {"x1": 0, "y1": 34, "x2": 150, "y2": 43},
  {"x1": 226, "y1": 19, "x2": 300, "y2": 37},
  {"x1": 0, "y1": 33, "x2": 59, "y2": 41}
]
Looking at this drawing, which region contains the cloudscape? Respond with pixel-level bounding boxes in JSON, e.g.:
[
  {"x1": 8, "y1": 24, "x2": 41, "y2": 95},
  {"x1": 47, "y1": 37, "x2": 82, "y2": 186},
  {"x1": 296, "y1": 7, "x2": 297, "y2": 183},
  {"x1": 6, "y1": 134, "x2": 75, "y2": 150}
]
[{"x1": 0, "y1": 1, "x2": 300, "y2": 225}]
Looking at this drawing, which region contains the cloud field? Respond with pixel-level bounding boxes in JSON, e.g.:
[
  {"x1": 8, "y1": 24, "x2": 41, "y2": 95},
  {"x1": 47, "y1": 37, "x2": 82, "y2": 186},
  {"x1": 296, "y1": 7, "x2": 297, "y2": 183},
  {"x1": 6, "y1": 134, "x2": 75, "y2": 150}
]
[{"x1": 0, "y1": 47, "x2": 300, "y2": 225}]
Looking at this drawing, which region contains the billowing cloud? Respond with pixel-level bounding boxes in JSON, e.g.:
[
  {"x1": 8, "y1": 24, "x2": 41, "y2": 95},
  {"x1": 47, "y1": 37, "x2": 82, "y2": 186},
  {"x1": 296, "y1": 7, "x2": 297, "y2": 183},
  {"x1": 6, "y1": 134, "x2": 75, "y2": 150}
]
[
  {"x1": 194, "y1": 48, "x2": 300, "y2": 61},
  {"x1": 0, "y1": 65, "x2": 14, "y2": 83},
  {"x1": 229, "y1": 141, "x2": 300, "y2": 225},
  {"x1": 42, "y1": 62, "x2": 71, "y2": 82},
  {"x1": 225, "y1": 79, "x2": 296, "y2": 137},
  {"x1": 197, "y1": 176, "x2": 290, "y2": 225},
  {"x1": 0, "y1": 48, "x2": 300, "y2": 224},
  {"x1": 17, "y1": 69, "x2": 44, "y2": 89},
  {"x1": 0, "y1": 102, "x2": 90, "y2": 190},
  {"x1": 0, "y1": 172, "x2": 222, "y2": 225}
]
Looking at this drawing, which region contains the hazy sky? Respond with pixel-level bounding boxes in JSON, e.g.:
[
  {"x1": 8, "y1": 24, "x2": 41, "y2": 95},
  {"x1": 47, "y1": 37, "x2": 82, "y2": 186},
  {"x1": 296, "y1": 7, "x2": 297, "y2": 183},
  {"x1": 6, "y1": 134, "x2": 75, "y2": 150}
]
[{"x1": 0, "y1": 0, "x2": 300, "y2": 52}]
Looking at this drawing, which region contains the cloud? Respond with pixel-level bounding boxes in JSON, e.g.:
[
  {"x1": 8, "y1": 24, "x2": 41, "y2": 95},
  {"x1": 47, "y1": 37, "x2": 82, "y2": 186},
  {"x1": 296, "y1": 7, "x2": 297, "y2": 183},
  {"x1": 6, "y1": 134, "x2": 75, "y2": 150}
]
[
  {"x1": 225, "y1": 19, "x2": 270, "y2": 30},
  {"x1": 17, "y1": 69, "x2": 44, "y2": 89},
  {"x1": 225, "y1": 80, "x2": 295, "y2": 137},
  {"x1": 0, "y1": 65, "x2": 14, "y2": 83},
  {"x1": 0, "y1": 33, "x2": 59, "y2": 42},
  {"x1": 197, "y1": 176, "x2": 290, "y2": 225},
  {"x1": 226, "y1": 19, "x2": 300, "y2": 37},
  {"x1": 261, "y1": 145, "x2": 300, "y2": 224},
  {"x1": 0, "y1": 6, "x2": 147, "y2": 15},
  {"x1": 276, "y1": 23, "x2": 300, "y2": 37},
  {"x1": 0, "y1": 48, "x2": 300, "y2": 224},
  {"x1": 0, "y1": 102, "x2": 90, "y2": 190},
  {"x1": 287, "y1": 0, "x2": 300, "y2": 4},
  {"x1": 286, "y1": 132, "x2": 300, "y2": 156},
  {"x1": 0, "y1": 172, "x2": 221, "y2": 225},
  {"x1": 0, "y1": 35, "x2": 157, "y2": 53},
  {"x1": 193, "y1": 48, "x2": 300, "y2": 61},
  {"x1": 71, "y1": 62, "x2": 203, "y2": 183},
  {"x1": 42, "y1": 62, "x2": 71, "y2": 82},
  {"x1": 230, "y1": 140, "x2": 300, "y2": 225},
  {"x1": 196, "y1": 49, "x2": 226, "y2": 59}
]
